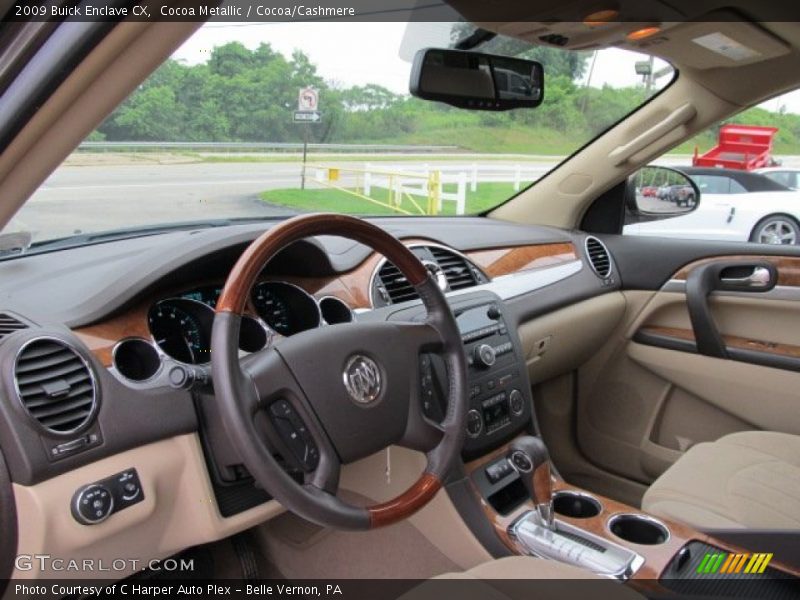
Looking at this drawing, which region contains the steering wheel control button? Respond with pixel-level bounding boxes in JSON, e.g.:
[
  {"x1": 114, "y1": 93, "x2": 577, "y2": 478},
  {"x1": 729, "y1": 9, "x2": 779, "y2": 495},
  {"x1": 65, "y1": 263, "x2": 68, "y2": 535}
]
[
  {"x1": 511, "y1": 450, "x2": 533, "y2": 473},
  {"x1": 70, "y1": 468, "x2": 144, "y2": 526},
  {"x1": 168, "y1": 365, "x2": 193, "y2": 389},
  {"x1": 419, "y1": 355, "x2": 441, "y2": 421},
  {"x1": 509, "y1": 389, "x2": 525, "y2": 416},
  {"x1": 473, "y1": 344, "x2": 497, "y2": 368},
  {"x1": 72, "y1": 485, "x2": 114, "y2": 525},
  {"x1": 466, "y1": 409, "x2": 483, "y2": 438},
  {"x1": 269, "y1": 400, "x2": 320, "y2": 471}
]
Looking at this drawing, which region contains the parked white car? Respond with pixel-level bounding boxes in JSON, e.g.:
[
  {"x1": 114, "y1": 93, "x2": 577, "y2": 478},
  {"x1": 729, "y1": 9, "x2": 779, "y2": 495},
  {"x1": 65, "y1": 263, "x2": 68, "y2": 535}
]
[
  {"x1": 754, "y1": 167, "x2": 800, "y2": 190},
  {"x1": 625, "y1": 167, "x2": 800, "y2": 244}
]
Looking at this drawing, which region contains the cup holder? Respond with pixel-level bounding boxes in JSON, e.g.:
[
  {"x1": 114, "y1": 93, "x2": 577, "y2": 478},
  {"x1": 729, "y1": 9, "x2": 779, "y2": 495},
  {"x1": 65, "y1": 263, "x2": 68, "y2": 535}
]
[
  {"x1": 608, "y1": 513, "x2": 670, "y2": 545},
  {"x1": 553, "y1": 491, "x2": 602, "y2": 519}
]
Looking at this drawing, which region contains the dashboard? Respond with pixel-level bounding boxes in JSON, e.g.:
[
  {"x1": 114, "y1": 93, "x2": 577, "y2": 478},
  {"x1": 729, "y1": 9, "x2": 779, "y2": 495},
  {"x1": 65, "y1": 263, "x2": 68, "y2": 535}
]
[
  {"x1": 0, "y1": 218, "x2": 608, "y2": 481},
  {"x1": 0, "y1": 216, "x2": 621, "y2": 579}
]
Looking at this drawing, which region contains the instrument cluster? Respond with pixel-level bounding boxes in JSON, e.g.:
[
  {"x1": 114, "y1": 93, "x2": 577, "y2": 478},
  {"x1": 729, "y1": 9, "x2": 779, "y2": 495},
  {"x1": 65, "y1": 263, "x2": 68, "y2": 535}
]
[{"x1": 144, "y1": 282, "x2": 354, "y2": 367}]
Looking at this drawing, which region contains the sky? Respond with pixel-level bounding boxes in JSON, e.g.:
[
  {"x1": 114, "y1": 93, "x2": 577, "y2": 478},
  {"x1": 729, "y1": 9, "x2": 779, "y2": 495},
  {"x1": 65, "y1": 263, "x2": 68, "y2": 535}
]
[{"x1": 172, "y1": 22, "x2": 800, "y2": 113}]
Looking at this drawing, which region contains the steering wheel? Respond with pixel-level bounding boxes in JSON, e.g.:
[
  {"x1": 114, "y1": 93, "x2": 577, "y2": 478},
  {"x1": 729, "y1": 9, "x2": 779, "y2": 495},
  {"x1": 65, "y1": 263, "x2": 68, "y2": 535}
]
[{"x1": 211, "y1": 214, "x2": 468, "y2": 530}]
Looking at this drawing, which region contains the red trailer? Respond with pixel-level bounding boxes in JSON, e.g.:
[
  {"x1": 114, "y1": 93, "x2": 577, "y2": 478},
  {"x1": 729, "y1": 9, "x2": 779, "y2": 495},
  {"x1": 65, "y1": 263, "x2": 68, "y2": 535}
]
[{"x1": 693, "y1": 124, "x2": 779, "y2": 171}]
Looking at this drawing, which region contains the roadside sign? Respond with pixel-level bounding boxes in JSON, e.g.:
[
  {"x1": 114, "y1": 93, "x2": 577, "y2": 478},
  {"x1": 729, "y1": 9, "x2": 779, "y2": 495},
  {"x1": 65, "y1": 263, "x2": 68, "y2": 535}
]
[
  {"x1": 298, "y1": 87, "x2": 319, "y2": 112},
  {"x1": 294, "y1": 111, "x2": 322, "y2": 123},
  {"x1": 634, "y1": 60, "x2": 652, "y2": 75}
]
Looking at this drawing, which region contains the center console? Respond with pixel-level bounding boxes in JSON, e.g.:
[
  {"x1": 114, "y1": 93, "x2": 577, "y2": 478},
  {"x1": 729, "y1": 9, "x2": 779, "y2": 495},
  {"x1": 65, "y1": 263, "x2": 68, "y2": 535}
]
[
  {"x1": 418, "y1": 296, "x2": 533, "y2": 458},
  {"x1": 463, "y1": 435, "x2": 800, "y2": 594}
]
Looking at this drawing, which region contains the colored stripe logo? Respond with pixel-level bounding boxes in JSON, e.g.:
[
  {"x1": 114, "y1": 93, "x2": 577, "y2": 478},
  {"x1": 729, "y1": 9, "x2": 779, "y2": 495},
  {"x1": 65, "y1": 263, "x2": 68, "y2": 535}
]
[{"x1": 697, "y1": 552, "x2": 773, "y2": 574}]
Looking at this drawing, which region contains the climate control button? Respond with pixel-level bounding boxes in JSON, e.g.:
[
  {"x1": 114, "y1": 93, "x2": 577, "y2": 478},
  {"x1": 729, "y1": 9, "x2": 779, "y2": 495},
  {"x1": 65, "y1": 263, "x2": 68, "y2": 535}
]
[
  {"x1": 509, "y1": 389, "x2": 525, "y2": 416},
  {"x1": 466, "y1": 409, "x2": 483, "y2": 438}
]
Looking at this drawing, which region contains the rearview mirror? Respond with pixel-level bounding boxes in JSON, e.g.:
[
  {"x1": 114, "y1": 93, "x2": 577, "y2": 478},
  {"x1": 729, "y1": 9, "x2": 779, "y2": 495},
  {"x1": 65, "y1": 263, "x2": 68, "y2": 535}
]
[
  {"x1": 626, "y1": 166, "x2": 701, "y2": 221},
  {"x1": 409, "y1": 48, "x2": 544, "y2": 111}
]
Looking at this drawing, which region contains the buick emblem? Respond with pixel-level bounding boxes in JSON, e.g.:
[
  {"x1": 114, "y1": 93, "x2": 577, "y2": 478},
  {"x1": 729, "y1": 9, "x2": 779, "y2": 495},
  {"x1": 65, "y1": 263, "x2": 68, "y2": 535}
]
[{"x1": 343, "y1": 355, "x2": 382, "y2": 405}]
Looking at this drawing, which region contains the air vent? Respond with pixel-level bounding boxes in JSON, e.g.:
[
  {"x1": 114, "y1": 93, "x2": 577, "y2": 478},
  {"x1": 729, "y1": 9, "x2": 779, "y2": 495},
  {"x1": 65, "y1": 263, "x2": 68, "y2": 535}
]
[
  {"x1": 429, "y1": 246, "x2": 479, "y2": 290},
  {"x1": 585, "y1": 237, "x2": 612, "y2": 279},
  {"x1": 377, "y1": 261, "x2": 418, "y2": 304},
  {"x1": 14, "y1": 338, "x2": 97, "y2": 435},
  {"x1": 374, "y1": 245, "x2": 486, "y2": 306},
  {"x1": 0, "y1": 313, "x2": 28, "y2": 341}
]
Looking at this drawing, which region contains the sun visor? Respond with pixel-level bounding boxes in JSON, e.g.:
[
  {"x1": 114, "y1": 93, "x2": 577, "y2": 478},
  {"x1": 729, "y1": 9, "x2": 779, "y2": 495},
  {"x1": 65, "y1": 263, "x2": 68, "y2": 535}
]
[{"x1": 623, "y1": 14, "x2": 791, "y2": 69}]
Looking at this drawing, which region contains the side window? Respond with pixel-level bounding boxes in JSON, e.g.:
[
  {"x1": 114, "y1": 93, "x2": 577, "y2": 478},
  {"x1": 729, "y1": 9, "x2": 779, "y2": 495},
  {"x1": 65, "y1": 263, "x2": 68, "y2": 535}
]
[
  {"x1": 765, "y1": 171, "x2": 792, "y2": 187},
  {"x1": 692, "y1": 175, "x2": 731, "y2": 194},
  {"x1": 623, "y1": 88, "x2": 800, "y2": 245},
  {"x1": 728, "y1": 179, "x2": 747, "y2": 194}
]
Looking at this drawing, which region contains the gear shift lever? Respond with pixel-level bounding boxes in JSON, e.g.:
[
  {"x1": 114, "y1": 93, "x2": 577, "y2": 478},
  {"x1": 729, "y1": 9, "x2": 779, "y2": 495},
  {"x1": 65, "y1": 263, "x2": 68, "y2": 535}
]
[{"x1": 508, "y1": 436, "x2": 554, "y2": 529}]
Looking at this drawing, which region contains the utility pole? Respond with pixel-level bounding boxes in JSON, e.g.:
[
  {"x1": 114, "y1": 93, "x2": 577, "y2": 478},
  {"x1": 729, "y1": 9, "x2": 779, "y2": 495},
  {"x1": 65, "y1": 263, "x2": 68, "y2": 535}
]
[
  {"x1": 301, "y1": 123, "x2": 309, "y2": 190},
  {"x1": 580, "y1": 50, "x2": 599, "y2": 115},
  {"x1": 645, "y1": 55, "x2": 655, "y2": 94}
]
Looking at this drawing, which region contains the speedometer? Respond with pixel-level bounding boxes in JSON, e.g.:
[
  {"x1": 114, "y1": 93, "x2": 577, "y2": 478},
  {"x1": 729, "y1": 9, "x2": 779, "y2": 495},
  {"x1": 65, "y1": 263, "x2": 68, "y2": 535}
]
[
  {"x1": 251, "y1": 282, "x2": 320, "y2": 336},
  {"x1": 148, "y1": 298, "x2": 213, "y2": 364}
]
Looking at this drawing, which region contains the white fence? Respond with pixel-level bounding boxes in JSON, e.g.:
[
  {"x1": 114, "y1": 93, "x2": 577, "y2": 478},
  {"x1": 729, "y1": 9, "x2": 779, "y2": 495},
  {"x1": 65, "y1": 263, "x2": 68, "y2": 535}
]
[{"x1": 359, "y1": 163, "x2": 543, "y2": 214}]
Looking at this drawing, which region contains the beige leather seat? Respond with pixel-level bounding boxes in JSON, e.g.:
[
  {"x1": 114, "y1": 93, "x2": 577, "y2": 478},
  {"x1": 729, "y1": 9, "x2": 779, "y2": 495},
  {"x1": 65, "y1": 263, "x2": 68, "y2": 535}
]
[
  {"x1": 402, "y1": 557, "x2": 644, "y2": 600},
  {"x1": 643, "y1": 431, "x2": 800, "y2": 530}
]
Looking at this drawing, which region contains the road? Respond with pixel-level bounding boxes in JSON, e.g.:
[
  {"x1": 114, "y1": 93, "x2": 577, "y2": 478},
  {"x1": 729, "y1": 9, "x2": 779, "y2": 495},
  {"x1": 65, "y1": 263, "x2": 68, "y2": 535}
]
[
  {"x1": 12, "y1": 159, "x2": 556, "y2": 240},
  {"x1": 10, "y1": 154, "x2": 800, "y2": 241}
]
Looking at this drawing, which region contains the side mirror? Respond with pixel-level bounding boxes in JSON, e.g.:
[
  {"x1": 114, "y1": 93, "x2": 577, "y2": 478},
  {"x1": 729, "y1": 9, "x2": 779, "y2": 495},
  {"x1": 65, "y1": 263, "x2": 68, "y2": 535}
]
[
  {"x1": 409, "y1": 48, "x2": 544, "y2": 111},
  {"x1": 625, "y1": 166, "x2": 701, "y2": 222}
]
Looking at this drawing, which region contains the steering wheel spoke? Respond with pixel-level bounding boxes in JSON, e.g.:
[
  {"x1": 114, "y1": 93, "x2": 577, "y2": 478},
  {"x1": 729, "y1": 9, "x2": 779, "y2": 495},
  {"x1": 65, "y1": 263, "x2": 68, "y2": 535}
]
[
  {"x1": 396, "y1": 320, "x2": 446, "y2": 353},
  {"x1": 400, "y1": 377, "x2": 446, "y2": 452},
  {"x1": 304, "y1": 449, "x2": 341, "y2": 495},
  {"x1": 242, "y1": 348, "x2": 340, "y2": 481}
]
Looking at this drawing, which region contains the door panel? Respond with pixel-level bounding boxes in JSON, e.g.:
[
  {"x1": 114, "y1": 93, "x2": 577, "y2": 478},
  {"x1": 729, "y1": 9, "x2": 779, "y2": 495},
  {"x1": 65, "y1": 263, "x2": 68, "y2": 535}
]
[{"x1": 575, "y1": 253, "x2": 800, "y2": 491}]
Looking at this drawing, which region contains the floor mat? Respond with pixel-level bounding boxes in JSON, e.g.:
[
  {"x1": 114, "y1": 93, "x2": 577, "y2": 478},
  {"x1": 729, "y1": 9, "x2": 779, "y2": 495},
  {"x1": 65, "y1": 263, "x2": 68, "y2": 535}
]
[{"x1": 257, "y1": 511, "x2": 459, "y2": 579}]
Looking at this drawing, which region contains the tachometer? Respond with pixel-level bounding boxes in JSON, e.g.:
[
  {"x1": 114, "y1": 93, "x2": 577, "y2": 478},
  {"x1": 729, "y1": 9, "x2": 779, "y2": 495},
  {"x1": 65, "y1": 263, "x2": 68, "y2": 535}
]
[
  {"x1": 148, "y1": 298, "x2": 213, "y2": 364},
  {"x1": 251, "y1": 282, "x2": 320, "y2": 336}
]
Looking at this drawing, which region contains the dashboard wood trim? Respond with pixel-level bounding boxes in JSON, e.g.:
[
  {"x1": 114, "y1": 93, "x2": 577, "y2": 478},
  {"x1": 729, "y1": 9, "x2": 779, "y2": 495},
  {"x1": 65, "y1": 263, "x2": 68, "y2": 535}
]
[
  {"x1": 467, "y1": 243, "x2": 577, "y2": 279},
  {"x1": 73, "y1": 240, "x2": 578, "y2": 366},
  {"x1": 463, "y1": 436, "x2": 800, "y2": 587}
]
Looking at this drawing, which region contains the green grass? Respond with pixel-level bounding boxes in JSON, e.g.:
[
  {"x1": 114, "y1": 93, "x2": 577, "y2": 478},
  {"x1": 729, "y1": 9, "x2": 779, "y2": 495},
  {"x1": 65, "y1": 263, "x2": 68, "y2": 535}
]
[{"x1": 259, "y1": 182, "x2": 527, "y2": 216}]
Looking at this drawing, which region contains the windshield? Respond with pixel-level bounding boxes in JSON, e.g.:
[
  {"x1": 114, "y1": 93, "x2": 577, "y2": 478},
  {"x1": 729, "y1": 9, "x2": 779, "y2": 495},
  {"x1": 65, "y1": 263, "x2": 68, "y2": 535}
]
[{"x1": 5, "y1": 22, "x2": 672, "y2": 246}]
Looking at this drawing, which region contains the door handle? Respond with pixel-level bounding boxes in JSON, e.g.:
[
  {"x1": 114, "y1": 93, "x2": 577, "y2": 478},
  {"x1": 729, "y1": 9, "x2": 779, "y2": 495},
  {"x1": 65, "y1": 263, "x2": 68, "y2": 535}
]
[
  {"x1": 720, "y1": 266, "x2": 772, "y2": 289},
  {"x1": 686, "y1": 260, "x2": 777, "y2": 358}
]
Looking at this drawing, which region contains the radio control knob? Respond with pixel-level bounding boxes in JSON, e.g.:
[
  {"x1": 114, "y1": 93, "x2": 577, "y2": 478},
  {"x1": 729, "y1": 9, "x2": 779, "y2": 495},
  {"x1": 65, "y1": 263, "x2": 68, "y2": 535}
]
[
  {"x1": 473, "y1": 344, "x2": 497, "y2": 368},
  {"x1": 486, "y1": 305, "x2": 502, "y2": 320},
  {"x1": 466, "y1": 409, "x2": 483, "y2": 437}
]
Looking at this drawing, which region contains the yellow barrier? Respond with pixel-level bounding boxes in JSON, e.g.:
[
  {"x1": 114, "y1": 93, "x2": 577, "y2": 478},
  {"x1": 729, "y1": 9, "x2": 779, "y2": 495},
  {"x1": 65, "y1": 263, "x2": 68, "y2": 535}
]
[{"x1": 309, "y1": 164, "x2": 442, "y2": 216}]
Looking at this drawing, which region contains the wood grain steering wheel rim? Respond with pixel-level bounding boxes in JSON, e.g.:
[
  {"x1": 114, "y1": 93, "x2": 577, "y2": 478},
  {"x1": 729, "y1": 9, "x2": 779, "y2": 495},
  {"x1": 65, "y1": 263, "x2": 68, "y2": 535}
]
[{"x1": 212, "y1": 213, "x2": 468, "y2": 530}]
